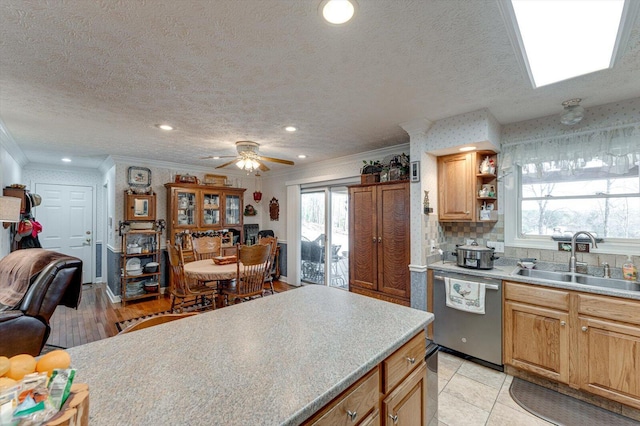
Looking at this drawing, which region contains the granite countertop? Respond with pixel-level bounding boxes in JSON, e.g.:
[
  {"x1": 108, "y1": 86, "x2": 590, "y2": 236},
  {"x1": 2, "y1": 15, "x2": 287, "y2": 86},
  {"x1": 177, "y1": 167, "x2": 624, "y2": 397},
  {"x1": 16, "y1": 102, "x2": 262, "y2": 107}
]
[
  {"x1": 66, "y1": 285, "x2": 433, "y2": 425},
  {"x1": 428, "y1": 261, "x2": 640, "y2": 301}
]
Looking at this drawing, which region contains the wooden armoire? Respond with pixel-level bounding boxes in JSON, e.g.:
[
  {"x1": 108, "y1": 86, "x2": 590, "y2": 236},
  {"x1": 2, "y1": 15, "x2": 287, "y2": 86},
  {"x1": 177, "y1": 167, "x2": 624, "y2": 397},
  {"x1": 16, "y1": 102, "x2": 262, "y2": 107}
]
[{"x1": 348, "y1": 181, "x2": 410, "y2": 306}]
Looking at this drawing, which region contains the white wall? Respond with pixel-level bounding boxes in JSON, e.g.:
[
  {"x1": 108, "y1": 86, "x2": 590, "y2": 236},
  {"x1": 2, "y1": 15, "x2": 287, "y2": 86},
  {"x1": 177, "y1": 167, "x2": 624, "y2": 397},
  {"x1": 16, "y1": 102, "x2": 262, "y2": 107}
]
[{"x1": 0, "y1": 144, "x2": 23, "y2": 256}]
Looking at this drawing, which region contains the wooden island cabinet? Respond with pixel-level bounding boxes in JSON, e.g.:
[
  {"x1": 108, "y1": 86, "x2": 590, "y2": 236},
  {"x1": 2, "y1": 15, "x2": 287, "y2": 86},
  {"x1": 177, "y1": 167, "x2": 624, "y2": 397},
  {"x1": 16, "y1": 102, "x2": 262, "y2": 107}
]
[
  {"x1": 348, "y1": 181, "x2": 410, "y2": 306},
  {"x1": 504, "y1": 281, "x2": 640, "y2": 410}
]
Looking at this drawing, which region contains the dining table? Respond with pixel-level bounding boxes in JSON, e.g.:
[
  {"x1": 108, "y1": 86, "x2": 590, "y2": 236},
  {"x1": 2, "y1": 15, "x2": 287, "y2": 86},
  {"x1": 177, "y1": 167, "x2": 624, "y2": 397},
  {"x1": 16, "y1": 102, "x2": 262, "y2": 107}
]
[{"x1": 183, "y1": 259, "x2": 240, "y2": 282}]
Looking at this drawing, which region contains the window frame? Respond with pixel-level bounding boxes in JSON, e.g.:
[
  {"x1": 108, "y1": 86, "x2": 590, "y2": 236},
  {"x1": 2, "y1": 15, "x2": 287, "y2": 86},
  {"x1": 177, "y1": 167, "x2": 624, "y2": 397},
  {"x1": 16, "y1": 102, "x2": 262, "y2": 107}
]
[{"x1": 504, "y1": 164, "x2": 640, "y2": 255}]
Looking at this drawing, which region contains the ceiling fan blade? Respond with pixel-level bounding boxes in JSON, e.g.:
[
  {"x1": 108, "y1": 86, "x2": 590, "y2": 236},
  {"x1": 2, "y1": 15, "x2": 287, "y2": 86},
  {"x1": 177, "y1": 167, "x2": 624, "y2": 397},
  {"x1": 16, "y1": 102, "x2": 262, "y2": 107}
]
[
  {"x1": 257, "y1": 156, "x2": 295, "y2": 165},
  {"x1": 200, "y1": 155, "x2": 236, "y2": 160},
  {"x1": 215, "y1": 159, "x2": 240, "y2": 169},
  {"x1": 257, "y1": 161, "x2": 270, "y2": 172}
]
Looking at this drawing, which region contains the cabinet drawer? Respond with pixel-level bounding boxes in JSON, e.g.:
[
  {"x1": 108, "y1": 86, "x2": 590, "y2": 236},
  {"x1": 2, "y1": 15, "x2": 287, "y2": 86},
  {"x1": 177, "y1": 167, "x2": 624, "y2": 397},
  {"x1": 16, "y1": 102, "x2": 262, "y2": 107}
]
[
  {"x1": 504, "y1": 281, "x2": 569, "y2": 311},
  {"x1": 578, "y1": 294, "x2": 640, "y2": 326},
  {"x1": 383, "y1": 330, "x2": 425, "y2": 393},
  {"x1": 308, "y1": 367, "x2": 379, "y2": 426}
]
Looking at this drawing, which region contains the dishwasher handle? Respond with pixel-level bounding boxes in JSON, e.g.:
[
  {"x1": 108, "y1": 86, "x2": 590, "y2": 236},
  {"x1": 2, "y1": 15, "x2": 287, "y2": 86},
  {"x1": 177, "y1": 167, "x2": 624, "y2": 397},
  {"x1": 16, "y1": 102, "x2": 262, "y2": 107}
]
[{"x1": 434, "y1": 275, "x2": 500, "y2": 291}]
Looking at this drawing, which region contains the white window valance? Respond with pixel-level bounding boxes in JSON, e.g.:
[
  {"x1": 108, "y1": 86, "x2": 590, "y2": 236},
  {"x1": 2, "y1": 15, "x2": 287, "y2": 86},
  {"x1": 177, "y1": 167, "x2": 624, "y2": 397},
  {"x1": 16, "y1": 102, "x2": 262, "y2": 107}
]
[{"x1": 501, "y1": 124, "x2": 640, "y2": 174}]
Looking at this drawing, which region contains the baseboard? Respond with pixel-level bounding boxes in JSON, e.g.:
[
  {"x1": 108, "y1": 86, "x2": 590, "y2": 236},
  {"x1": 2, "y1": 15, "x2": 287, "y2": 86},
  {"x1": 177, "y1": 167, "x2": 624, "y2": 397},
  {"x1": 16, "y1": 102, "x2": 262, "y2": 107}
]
[{"x1": 106, "y1": 285, "x2": 121, "y2": 304}]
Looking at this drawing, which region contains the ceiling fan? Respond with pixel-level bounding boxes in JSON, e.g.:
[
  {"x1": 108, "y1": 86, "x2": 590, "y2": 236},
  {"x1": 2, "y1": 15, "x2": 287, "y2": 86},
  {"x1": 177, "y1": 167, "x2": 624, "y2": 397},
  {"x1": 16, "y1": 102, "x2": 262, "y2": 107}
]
[{"x1": 201, "y1": 141, "x2": 295, "y2": 172}]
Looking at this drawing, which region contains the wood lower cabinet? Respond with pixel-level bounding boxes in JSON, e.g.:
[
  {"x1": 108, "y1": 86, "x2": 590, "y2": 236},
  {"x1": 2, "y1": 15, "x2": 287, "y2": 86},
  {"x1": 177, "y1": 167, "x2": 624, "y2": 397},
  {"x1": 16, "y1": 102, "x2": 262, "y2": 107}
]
[
  {"x1": 577, "y1": 294, "x2": 640, "y2": 409},
  {"x1": 383, "y1": 362, "x2": 428, "y2": 426},
  {"x1": 504, "y1": 281, "x2": 640, "y2": 410},
  {"x1": 348, "y1": 181, "x2": 410, "y2": 306},
  {"x1": 503, "y1": 282, "x2": 570, "y2": 383},
  {"x1": 304, "y1": 330, "x2": 428, "y2": 426}
]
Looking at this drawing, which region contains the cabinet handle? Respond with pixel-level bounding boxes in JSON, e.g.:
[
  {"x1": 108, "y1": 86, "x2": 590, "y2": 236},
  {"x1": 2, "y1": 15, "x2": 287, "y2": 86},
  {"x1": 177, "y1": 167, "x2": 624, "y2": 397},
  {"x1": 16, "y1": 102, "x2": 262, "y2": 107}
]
[
  {"x1": 582, "y1": 326, "x2": 588, "y2": 332},
  {"x1": 406, "y1": 356, "x2": 416, "y2": 364},
  {"x1": 346, "y1": 410, "x2": 357, "y2": 422},
  {"x1": 560, "y1": 321, "x2": 566, "y2": 326},
  {"x1": 465, "y1": 211, "x2": 470, "y2": 214},
  {"x1": 378, "y1": 237, "x2": 382, "y2": 243},
  {"x1": 389, "y1": 414, "x2": 399, "y2": 424},
  {"x1": 372, "y1": 237, "x2": 376, "y2": 243}
]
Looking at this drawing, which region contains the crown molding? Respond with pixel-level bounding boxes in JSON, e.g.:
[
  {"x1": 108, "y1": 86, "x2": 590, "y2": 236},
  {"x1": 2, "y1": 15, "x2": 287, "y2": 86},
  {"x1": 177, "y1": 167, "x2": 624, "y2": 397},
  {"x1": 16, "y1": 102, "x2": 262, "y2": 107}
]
[{"x1": 0, "y1": 118, "x2": 28, "y2": 166}]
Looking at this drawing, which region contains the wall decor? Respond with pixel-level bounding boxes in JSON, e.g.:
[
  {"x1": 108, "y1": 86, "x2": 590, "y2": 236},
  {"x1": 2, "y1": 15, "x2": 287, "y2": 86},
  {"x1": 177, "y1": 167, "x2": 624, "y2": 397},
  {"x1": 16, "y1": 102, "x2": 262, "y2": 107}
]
[
  {"x1": 269, "y1": 197, "x2": 279, "y2": 221},
  {"x1": 244, "y1": 204, "x2": 257, "y2": 216},
  {"x1": 128, "y1": 166, "x2": 151, "y2": 187},
  {"x1": 411, "y1": 161, "x2": 420, "y2": 182}
]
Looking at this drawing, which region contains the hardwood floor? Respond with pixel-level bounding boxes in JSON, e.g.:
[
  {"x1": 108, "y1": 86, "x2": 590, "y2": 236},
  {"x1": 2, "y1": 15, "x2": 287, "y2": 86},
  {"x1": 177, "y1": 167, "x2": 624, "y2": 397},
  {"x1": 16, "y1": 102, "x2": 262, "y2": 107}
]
[{"x1": 47, "y1": 280, "x2": 297, "y2": 349}]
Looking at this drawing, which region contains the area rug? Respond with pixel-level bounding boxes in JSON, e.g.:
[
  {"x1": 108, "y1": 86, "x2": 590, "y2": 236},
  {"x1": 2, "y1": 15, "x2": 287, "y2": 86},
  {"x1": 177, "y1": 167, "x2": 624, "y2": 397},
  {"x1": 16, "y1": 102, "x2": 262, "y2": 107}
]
[{"x1": 510, "y1": 377, "x2": 638, "y2": 425}]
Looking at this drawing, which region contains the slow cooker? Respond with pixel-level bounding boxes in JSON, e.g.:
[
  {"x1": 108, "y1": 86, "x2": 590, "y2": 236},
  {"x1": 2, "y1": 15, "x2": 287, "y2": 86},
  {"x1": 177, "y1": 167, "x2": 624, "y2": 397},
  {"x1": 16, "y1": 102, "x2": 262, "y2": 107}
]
[{"x1": 452, "y1": 242, "x2": 498, "y2": 270}]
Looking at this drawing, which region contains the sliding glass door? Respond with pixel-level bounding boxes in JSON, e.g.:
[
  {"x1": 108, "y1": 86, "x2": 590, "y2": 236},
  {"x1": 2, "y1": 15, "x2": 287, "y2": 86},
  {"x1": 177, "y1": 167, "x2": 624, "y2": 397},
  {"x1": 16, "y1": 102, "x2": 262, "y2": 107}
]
[{"x1": 300, "y1": 187, "x2": 349, "y2": 288}]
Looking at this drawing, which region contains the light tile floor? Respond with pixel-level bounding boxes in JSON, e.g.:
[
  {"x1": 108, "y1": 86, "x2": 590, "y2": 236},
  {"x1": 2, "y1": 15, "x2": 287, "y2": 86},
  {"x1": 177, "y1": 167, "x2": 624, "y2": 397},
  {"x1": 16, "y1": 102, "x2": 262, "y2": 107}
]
[{"x1": 437, "y1": 351, "x2": 553, "y2": 426}]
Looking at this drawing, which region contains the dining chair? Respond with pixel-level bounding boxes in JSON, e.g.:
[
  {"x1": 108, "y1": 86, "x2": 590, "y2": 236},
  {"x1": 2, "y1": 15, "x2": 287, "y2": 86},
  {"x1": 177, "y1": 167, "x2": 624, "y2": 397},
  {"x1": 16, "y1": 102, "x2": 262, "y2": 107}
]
[
  {"x1": 117, "y1": 313, "x2": 198, "y2": 334},
  {"x1": 167, "y1": 244, "x2": 217, "y2": 312},
  {"x1": 191, "y1": 235, "x2": 222, "y2": 260},
  {"x1": 221, "y1": 244, "x2": 271, "y2": 306},
  {"x1": 257, "y1": 235, "x2": 278, "y2": 294}
]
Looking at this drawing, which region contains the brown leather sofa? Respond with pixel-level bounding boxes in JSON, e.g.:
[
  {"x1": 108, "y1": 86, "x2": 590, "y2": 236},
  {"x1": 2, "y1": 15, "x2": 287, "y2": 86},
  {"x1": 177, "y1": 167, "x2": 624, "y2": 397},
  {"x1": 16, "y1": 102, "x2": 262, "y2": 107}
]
[{"x1": 0, "y1": 256, "x2": 83, "y2": 357}]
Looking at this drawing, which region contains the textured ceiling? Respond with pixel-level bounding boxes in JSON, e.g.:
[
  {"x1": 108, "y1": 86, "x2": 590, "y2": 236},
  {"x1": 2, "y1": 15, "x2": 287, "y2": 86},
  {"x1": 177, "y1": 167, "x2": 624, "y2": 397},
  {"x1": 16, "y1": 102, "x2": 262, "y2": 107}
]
[{"x1": 1, "y1": 0, "x2": 639, "y2": 170}]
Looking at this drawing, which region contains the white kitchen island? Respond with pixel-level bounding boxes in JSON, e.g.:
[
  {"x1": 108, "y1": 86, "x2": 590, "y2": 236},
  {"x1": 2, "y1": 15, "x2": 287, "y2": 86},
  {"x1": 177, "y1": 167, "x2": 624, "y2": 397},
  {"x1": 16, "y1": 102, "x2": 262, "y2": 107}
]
[{"x1": 66, "y1": 285, "x2": 434, "y2": 425}]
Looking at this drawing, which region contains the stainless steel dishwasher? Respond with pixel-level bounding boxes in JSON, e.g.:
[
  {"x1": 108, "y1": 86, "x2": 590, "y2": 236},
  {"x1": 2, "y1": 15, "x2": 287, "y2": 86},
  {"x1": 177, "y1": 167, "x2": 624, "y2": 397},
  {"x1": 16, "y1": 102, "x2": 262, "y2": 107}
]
[{"x1": 433, "y1": 270, "x2": 503, "y2": 368}]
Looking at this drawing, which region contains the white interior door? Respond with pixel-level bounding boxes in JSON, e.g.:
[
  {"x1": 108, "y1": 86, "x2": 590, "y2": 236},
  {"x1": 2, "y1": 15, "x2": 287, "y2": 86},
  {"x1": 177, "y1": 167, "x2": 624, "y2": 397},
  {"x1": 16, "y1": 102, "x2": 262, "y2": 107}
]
[{"x1": 34, "y1": 183, "x2": 94, "y2": 283}]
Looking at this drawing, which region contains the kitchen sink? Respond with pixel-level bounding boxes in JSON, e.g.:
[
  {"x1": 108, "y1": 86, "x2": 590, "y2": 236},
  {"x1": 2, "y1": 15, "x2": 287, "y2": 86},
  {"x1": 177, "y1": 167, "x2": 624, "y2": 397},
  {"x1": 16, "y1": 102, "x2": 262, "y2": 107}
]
[
  {"x1": 514, "y1": 269, "x2": 573, "y2": 282},
  {"x1": 514, "y1": 268, "x2": 640, "y2": 291}
]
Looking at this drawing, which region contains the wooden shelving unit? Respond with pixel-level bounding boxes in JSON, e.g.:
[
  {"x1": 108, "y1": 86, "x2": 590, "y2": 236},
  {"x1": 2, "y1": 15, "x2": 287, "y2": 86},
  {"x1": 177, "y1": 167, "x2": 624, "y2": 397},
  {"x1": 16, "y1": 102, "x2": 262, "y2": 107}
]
[{"x1": 120, "y1": 229, "x2": 162, "y2": 306}]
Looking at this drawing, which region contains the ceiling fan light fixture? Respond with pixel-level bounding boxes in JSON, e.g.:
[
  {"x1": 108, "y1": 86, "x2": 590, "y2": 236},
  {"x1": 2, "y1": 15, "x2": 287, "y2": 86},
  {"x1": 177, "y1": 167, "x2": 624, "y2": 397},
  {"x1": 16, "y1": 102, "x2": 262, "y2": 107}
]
[
  {"x1": 320, "y1": 0, "x2": 357, "y2": 25},
  {"x1": 560, "y1": 98, "x2": 585, "y2": 125}
]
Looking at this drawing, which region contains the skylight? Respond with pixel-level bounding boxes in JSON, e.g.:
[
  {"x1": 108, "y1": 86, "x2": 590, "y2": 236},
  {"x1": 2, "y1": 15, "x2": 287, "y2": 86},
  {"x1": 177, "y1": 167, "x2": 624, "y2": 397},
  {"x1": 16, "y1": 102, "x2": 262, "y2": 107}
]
[{"x1": 509, "y1": 0, "x2": 626, "y2": 87}]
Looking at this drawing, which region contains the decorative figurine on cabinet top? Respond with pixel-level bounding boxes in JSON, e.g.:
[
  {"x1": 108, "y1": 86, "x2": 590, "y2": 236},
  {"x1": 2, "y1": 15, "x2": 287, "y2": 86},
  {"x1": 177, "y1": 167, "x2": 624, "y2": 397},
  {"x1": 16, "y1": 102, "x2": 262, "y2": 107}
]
[{"x1": 269, "y1": 197, "x2": 279, "y2": 221}]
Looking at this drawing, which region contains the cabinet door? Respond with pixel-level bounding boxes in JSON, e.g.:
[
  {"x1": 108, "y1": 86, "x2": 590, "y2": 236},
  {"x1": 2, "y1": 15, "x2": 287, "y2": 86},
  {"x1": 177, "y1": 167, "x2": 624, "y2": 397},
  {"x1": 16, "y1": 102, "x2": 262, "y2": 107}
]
[
  {"x1": 223, "y1": 193, "x2": 242, "y2": 226},
  {"x1": 377, "y1": 183, "x2": 410, "y2": 299},
  {"x1": 383, "y1": 362, "x2": 427, "y2": 426},
  {"x1": 200, "y1": 190, "x2": 221, "y2": 227},
  {"x1": 125, "y1": 193, "x2": 156, "y2": 221},
  {"x1": 504, "y1": 301, "x2": 569, "y2": 383},
  {"x1": 349, "y1": 186, "x2": 377, "y2": 291},
  {"x1": 578, "y1": 316, "x2": 640, "y2": 409},
  {"x1": 172, "y1": 188, "x2": 198, "y2": 228},
  {"x1": 437, "y1": 153, "x2": 474, "y2": 221}
]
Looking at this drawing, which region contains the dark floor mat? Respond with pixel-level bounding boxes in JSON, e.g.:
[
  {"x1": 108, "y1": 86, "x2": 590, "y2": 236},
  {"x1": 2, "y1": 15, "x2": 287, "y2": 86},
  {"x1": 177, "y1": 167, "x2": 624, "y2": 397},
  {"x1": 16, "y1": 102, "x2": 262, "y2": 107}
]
[{"x1": 510, "y1": 378, "x2": 639, "y2": 426}]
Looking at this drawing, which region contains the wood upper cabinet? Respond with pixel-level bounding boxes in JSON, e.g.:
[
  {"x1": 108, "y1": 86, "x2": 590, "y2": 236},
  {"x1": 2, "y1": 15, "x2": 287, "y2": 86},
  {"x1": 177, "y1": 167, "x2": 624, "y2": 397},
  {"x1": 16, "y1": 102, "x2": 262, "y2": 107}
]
[
  {"x1": 437, "y1": 150, "x2": 497, "y2": 222},
  {"x1": 349, "y1": 182, "x2": 410, "y2": 306},
  {"x1": 438, "y1": 153, "x2": 474, "y2": 221},
  {"x1": 124, "y1": 192, "x2": 156, "y2": 221},
  {"x1": 504, "y1": 281, "x2": 640, "y2": 410}
]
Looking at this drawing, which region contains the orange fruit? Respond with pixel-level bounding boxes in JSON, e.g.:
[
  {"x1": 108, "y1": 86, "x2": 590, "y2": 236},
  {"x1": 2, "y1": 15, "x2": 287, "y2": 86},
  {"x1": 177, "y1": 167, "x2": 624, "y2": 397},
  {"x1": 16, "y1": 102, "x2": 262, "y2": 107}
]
[
  {"x1": 0, "y1": 377, "x2": 17, "y2": 390},
  {"x1": 6, "y1": 354, "x2": 37, "y2": 380},
  {"x1": 0, "y1": 356, "x2": 9, "y2": 376},
  {"x1": 36, "y1": 350, "x2": 71, "y2": 376}
]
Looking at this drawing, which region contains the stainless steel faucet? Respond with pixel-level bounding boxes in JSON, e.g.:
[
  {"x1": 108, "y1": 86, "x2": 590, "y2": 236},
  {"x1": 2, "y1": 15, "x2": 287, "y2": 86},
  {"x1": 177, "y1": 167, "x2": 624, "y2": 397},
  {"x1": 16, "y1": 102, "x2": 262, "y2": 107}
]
[{"x1": 569, "y1": 231, "x2": 598, "y2": 273}]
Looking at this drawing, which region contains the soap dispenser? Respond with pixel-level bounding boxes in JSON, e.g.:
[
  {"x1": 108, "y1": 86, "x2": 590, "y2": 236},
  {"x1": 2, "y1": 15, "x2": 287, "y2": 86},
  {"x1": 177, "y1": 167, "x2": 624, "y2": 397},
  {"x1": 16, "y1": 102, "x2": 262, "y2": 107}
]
[{"x1": 622, "y1": 256, "x2": 637, "y2": 281}]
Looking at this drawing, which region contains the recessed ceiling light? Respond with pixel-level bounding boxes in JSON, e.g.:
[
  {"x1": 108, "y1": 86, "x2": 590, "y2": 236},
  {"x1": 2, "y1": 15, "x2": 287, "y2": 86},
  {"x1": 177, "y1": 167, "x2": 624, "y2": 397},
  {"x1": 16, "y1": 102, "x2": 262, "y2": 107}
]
[
  {"x1": 157, "y1": 124, "x2": 174, "y2": 131},
  {"x1": 320, "y1": 0, "x2": 357, "y2": 25},
  {"x1": 459, "y1": 146, "x2": 476, "y2": 152},
  {"x1": 61, "y1": 158, "x2": 72, "y2": 162},
  {"x1": 213, "y1": 156, "x2": 220, "y2": 160},
  {"x1": 298, "y1": 154, "x2": 307, "y2": 159},
  {"x1": 285, "y1": 126, "x2": 297, "y2": 132}
]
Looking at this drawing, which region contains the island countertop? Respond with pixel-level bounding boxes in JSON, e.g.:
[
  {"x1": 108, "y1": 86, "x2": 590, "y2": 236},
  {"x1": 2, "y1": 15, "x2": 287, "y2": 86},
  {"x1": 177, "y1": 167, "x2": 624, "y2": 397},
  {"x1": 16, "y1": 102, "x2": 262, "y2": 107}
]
[{"x1": 66, "y1": 285, "x2": 434, "y2": 425}]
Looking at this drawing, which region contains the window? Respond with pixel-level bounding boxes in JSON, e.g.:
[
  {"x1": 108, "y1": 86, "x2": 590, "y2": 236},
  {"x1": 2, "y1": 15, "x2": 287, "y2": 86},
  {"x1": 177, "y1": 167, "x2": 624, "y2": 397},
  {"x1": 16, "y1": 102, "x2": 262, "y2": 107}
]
[{"x1": 519, "y1": 158, "x2": 640, "y2": 240}]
